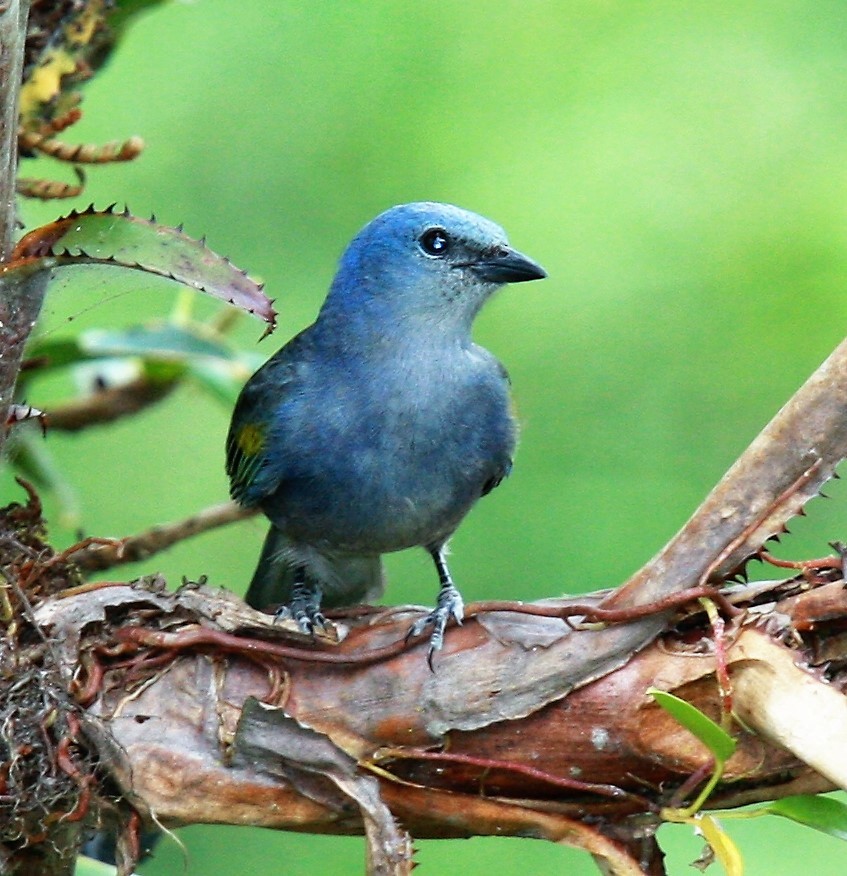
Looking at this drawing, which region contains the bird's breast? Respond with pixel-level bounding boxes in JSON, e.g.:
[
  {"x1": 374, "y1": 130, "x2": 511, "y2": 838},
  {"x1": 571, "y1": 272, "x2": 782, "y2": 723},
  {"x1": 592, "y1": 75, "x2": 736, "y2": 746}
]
[{"x1": 266, "y1": 346, "x2": 515, "y2": 553}]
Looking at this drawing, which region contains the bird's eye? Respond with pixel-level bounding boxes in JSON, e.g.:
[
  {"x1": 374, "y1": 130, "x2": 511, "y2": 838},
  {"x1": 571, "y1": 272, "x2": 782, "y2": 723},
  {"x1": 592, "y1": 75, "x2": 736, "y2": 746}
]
[{"x1": 419, "y1": 227, "x2": 450, "y2": 257}]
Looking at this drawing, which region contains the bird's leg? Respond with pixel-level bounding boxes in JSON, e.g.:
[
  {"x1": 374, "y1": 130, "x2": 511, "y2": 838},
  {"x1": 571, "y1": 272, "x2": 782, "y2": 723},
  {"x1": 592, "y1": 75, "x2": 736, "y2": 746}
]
[
  {"x1": 410, "y1": 546, "x2": 464, "y2": 667},
  {"x1": 274, "y1": 566, "x2": 326, "y2": 634}
]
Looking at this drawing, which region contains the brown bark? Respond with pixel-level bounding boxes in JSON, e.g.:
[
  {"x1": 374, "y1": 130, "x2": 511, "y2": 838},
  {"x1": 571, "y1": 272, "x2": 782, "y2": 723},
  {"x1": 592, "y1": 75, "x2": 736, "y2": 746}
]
[{"x1": 2, "y1": 555, "x2": 843, "y2": 876}]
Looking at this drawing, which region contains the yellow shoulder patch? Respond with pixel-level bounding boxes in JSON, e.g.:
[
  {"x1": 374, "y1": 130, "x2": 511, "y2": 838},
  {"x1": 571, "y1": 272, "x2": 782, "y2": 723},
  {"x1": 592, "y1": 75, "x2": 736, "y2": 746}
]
[{"x1": 237, "y1": 423, "x2": 265, "y2": 457}]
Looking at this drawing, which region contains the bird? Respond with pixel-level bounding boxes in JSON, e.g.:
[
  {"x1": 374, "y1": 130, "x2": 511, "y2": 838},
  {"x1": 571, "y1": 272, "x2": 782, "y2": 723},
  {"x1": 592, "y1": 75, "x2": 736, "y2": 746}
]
[{"x1": 226, "y1": 202, "x2": 546, "y2": 662}]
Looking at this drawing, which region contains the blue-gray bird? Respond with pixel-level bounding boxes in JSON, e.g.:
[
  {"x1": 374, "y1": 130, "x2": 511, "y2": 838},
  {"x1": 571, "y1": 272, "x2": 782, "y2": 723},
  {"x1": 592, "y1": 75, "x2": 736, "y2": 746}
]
[{"x1": 226, "y1": 202, "x2": 546, "y2": 660}]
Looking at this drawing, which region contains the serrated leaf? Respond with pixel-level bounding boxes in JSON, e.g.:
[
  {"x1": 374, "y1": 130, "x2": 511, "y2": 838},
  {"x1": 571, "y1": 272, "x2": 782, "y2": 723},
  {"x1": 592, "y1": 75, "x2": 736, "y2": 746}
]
[
  {"x1": 765, "y1": 794, "x2": 847, "y2": 841},
  {"x1": 648, "y1": 688, "x2": 737, "y2": 762},
  {"x1": 695, "y1": 814, "x2": 744, "y2": 876},
  {"x1": 11, "y1": 208, "x2": 276, "y2": 329}
]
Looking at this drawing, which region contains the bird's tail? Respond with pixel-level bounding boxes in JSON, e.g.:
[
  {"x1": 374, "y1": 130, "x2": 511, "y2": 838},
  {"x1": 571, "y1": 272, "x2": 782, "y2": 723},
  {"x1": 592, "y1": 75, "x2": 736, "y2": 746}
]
[{"x1": 244, "y1": 525, "x2": 386, "y2": 611}]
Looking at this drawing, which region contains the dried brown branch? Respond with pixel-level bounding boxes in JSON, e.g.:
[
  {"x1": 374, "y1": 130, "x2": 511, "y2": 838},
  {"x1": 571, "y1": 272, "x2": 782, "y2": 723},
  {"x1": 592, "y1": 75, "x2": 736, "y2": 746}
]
[
  {"x1": 611, "y1": 336, "x2": 847, "y2": 608},
  {"x1": 68, "y1": 501, "x2": 257, "y2": 572},
  {"x1": 21, "y1": 571, "x2": 845, "y2": 875}
]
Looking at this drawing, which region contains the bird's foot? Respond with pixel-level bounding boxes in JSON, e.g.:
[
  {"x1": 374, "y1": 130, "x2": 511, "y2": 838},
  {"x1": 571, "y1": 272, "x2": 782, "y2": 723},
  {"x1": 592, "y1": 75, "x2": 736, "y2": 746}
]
[
  {"x1": 274, "y1": 580, "x2": 326, "y2": 635},
  {"x1": 274, "y1": 602, "x2": 327, "y2": 635},
  {"x1": 408, "y1": 584, "x2": 464, "y2": 669}
]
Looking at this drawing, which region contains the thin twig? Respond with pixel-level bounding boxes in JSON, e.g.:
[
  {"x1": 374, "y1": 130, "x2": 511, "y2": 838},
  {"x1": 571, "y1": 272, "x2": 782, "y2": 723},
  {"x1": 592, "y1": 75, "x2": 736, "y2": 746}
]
[{"x1": 70, "y1": 501, "x2": 258, "y2": 572}]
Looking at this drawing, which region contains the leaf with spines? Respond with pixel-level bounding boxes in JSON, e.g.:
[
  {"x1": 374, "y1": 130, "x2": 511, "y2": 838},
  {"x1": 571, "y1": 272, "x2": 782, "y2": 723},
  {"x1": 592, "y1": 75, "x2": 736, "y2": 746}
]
[{"x1": 9, "y1": 206, "x2": 276, "y2": 332}]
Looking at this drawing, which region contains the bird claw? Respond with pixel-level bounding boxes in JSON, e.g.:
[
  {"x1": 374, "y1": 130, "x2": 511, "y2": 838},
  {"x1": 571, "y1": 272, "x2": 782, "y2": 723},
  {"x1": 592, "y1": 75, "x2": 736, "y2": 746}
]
[
  {"x1": 273, "y1": 603, "x2": 327, "y2": 635},
  {"x1": 408, "y1": 585, "x2": 464, "y2": 669}
]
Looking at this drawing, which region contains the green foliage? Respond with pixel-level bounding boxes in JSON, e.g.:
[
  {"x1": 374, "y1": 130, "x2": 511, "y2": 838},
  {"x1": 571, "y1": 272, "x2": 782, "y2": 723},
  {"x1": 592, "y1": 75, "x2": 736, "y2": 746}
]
[
  {"x1": 649, "y1": 689, "x2": 742, "y2": 873},
  {"x1": 650, "y1": 692, "x2": 847, "y2": 873},
  {"x1": 648, "y1": 688, "x2": 736, "y2": 764},
  {"x1": 13, "y1": 305, "x2": 261, "y2": 522},
  {"x1": 764, "y1": 795, "x2": 847, "y2": 842},
  {"x1": 26, "y1": 322, "x2": 248, "y2": 372}
]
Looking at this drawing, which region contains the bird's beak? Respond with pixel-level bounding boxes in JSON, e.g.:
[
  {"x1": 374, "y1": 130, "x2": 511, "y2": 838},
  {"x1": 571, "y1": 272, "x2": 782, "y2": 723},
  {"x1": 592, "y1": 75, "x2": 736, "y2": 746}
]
[{"x1": 468, "y1": 246, "x2": 547, "y2": 284}]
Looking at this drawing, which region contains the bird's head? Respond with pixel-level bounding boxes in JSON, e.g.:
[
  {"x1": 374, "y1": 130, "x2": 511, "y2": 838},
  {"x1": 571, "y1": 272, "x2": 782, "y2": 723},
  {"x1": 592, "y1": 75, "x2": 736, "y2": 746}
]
[{"x1": 322, "y1": 202, "x2": 546, "y2": 334}]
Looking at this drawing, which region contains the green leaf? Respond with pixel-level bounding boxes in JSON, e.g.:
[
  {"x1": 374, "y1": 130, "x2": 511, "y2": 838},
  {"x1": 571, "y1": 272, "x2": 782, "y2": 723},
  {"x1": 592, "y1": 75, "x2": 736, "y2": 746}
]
[
  {"x1": 26, "y1": 323, "x2": 241, "y2": 373},
  {"x1": 11, "y1": 207, "x2": 276, "y2": 329},
  {"x1": 764, "y1": 795, "x2": 847, "y2": 842},
  {"x1": 20, "y1": 321, "x2": 254, "y2": 418},
  {"x1": 647, "y1": 688, "x2": 736, "y2": 762},
  {"x1": 24, "y1": 336, "x2": 91, "y2": 370},
  {"x1": 80, "y1": 323, "x2": 238, "y2": 361}
]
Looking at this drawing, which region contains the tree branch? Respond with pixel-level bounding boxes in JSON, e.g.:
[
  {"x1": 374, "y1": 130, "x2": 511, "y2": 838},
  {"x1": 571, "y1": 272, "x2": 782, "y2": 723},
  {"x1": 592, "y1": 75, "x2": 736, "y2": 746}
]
[
  {"x1": 69, "y1": 500, "x2": 258, "y2": 572},
  {"x1": 25, "y1": 571, "x2": 844, "y2": 874}
]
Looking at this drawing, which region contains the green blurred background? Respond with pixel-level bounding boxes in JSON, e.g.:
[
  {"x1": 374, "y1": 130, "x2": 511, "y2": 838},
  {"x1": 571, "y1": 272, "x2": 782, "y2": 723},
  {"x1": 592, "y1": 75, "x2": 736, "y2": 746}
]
[{"x1": 7, "y1": 0, "x2": 847, "y2": 872}]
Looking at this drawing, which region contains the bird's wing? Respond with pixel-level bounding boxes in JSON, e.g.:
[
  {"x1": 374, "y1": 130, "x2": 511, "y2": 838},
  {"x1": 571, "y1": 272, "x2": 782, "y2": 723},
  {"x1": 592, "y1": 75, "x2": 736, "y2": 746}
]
[
  {"x1": 226, "y1": 357, "x2": 297, "y2": 506},
  {"x1": 475, "y1": 351, "x2": 515, "y2": 498}
]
